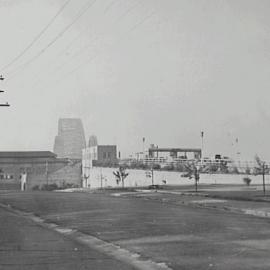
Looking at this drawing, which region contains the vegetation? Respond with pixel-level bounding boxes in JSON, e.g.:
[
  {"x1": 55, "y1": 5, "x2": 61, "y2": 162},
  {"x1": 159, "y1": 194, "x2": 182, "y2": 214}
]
[
  {"x1": 243, "y1": 177, "x2": 252, "y2": 186},
  {"x1": 113, "y1": 167, "x2": 129, "y2": 188},
  {"x1": 41, "y1": 183, "x2": 58, "y2": 191},
  {"x1": 254, "y1": 155, "x2": 270, "y2": 195},
  {"x1": 182, "y1": 161, "x2": 201, "y2": 192},
  {"x1": 32, "y1": 182, "x2": 79, "y2": 191}
]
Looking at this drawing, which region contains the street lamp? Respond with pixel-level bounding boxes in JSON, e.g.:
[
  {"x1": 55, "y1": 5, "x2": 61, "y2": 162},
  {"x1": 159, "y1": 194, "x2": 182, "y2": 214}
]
[{"x1": 200, "y1": 131, "x2": 204, "y2": 164}]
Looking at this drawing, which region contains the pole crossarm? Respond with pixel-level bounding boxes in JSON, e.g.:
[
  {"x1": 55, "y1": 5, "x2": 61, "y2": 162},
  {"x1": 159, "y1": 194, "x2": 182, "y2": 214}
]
[{"x1": 0, "y1": 75, "x2": 10, "y2": 107}]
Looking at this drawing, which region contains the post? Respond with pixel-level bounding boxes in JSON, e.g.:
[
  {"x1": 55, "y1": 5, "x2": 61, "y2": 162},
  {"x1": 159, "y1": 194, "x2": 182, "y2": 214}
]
[
  {"x1": 200, "y1": 131, "x2": 204, "y2": 165},
  {"x1": 263, "y1": 162, "x2": 266, "y2": 195},
  {"x1": 100, "y1": 168, "x2": 103, "y2": 189},
  {"x1": 45, "y1": 160, "x2": 48, "y2": 186},
  {"x1": 151, "y1": 167, "x2": 154, "y2": 186},
  {"x1": 142, "y1": 137, "x2": 145, "y2": 156}
]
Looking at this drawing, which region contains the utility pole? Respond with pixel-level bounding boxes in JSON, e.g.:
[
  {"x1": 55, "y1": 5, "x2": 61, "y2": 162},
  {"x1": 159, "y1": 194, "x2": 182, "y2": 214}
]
[
  {"x1": 45, "y1": 160, "x2": 48, "y2": 186},
  {"x1": 151, "y1": 167, "x2": 154, "y2": 186},
  {"x1": 142, "y1": 137, "x2": 145, "y2": 157},
  {"x1": 0, "y1": 75, "x2": 10, "y2": 107},
  {"x1": 262, "y1": 162, "x2": 266, "y2": 196}
]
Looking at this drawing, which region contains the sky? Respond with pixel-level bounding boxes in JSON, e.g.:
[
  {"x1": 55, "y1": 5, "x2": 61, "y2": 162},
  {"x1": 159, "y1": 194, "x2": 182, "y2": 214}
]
[{"x1": 0, "y1": 0, "x2": 270, "y2": 160}]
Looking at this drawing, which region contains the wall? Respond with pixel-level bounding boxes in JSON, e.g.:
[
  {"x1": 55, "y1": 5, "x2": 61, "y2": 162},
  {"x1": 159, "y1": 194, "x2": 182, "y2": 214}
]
[
  {"x1": 97, "y1": 145, "x2": 117, "y2": 164},
  {"x1": 87, "y1": 167, "x2": 268, "y2": 189},
  {"x1": 47, "y1": 161, "x2": 82, "y2": 187},
  {"x1": 0, "y1": 158, "x2": 82, "y2": 190}
]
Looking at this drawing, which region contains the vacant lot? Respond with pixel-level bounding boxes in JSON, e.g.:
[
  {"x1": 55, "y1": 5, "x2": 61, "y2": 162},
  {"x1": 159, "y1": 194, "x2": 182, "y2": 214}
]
[{"x1": 1, "y1": 190, "x2": 270, "y2": 270}]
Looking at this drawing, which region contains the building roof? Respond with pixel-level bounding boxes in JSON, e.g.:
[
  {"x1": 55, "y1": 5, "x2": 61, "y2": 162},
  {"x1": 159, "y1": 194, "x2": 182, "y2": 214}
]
[{"x1": 0, "y1": 151, "x2": 57, "y2": 158}]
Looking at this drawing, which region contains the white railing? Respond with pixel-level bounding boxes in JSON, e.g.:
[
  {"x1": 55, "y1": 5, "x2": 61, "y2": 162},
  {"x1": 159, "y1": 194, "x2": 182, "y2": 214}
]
[{"x1": 120, "y1": 158, "x2": 270, "y2": 170}]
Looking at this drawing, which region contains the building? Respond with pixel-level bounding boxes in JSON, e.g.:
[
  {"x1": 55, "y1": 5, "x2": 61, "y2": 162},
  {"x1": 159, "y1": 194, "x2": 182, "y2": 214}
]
[
  {"x1": 88, "y1": 135, "x2": 98, "y2": 147},
  {"x1": 53, "y1": 118, "x2": 86, "y2": 159},
  {"x1": 82, "y1": 145, "x2": 117, "y2": 187},
  {"x1": 148, "y1": 147, "x2": 202, "y2": 160},
  {"x1": 0, "y1": 151, "x2": 82, "y2": 190},
  {"x1": 82, "y1": 145, "x2": 118, "y2": 166}
]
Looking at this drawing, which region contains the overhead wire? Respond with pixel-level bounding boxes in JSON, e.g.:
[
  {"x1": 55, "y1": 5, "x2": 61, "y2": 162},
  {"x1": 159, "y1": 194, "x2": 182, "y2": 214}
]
[
  {"x1": 48, "y1": 8, "x2": 156, "y2": 88},
  {"x1": 28, "y1": 0, "x2": 142, "y2": 89},
  {"x1": 27, "y1": 0, "x2": 122, "y2": 89},
  {"x1": 49, "y1": 0, "x2": 142, "y2": 75},
  {"x1": 0, "y1": 0, "x2": 72, "y2": 73},
  {"x1": 6, "y1": 0, "x2": 97, "y2": 81}
]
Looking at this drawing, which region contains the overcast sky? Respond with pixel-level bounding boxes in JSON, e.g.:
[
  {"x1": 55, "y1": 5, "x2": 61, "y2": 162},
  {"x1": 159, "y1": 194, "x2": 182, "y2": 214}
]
[{"x1": 0, "y1": 0, "x2": 269, "y2": 160}]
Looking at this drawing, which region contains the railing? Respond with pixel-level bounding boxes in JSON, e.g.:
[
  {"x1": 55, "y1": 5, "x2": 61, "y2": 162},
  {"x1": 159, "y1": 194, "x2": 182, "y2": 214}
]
[{"x1": 119, "y1": 158, "x2": 270, "y2": 170}]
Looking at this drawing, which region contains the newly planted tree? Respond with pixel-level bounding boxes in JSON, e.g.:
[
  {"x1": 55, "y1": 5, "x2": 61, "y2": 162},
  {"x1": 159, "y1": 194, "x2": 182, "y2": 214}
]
[
  {"x1": 182, "y1": 161, "x2": 203, "y2": 192},
  {"x1": 254, "y1": 155, "x2": 270, "y2": 195},
  {"x1": 182, "y1": 160, "x2": 212, "y2": 192},
  {"x1": 113, "y1": 167, "x2": 129, "y2": 188}
]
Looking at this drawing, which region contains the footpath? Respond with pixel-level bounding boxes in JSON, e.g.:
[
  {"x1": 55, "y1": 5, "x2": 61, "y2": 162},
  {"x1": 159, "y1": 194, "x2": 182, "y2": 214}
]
[{"x1": 0, "y1": 206, "x2": 135, "y2": 270}]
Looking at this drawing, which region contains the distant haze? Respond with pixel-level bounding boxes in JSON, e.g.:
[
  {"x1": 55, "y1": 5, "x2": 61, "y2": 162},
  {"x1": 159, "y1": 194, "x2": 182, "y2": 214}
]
[{"x1": 0, "y1": 0, "x2": 269, "y2": 160}]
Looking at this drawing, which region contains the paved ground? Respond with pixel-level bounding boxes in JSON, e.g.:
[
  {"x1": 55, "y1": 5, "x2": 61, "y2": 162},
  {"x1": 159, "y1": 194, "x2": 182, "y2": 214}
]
[
  {"x1": 0, "y1": 205, "x2": 136, "y2": 270},
  {"x1": 1, "y1": 189, "x2": 270, "y2": 269}
]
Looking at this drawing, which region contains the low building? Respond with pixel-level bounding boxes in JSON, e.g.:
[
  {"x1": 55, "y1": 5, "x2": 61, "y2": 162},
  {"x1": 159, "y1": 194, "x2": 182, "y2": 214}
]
[
  {"x1": 82, "y1": 145, "x2": 117, "y2": 187},
  {"x1": 0, "y1": 151, "x2": 82, "y2": 190}
]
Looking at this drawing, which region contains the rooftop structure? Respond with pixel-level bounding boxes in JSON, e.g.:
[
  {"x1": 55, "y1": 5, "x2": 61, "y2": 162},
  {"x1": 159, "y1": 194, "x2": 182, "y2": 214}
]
[{"x1": 148, "y1": 147, "x2": 202, "y2": 159}]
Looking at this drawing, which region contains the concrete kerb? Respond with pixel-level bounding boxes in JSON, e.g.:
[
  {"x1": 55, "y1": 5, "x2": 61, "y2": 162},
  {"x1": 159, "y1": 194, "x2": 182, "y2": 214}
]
[{"x1": 0, "y1": 202, "x2": 172, "y2": 270}]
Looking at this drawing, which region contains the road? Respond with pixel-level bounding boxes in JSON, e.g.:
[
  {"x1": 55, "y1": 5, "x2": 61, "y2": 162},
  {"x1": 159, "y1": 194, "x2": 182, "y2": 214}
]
[{"x1": 1, "y1": 190, "x2": 270, "y2": 269}]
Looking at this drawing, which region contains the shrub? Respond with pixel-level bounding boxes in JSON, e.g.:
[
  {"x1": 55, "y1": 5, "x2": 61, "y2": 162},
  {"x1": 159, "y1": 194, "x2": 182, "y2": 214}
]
[
  {"x1": 32, "y1": 185, "x2": 40, "y2": 191},
  {"x1": 152, "y1": 164, "x2": 161, "y2": 170},
  {"x1": 60, "y1": 182, "x2": 79, "y2": 189},
  {"x1": 243, "y1": 177, "x2": 252, "y2": 186},
  {"x1": 163, "y1": 165, "x2": 174, "y2": 171},
  {"x1": 41, "y1": 183, "x2": 58, "y2": 191}
]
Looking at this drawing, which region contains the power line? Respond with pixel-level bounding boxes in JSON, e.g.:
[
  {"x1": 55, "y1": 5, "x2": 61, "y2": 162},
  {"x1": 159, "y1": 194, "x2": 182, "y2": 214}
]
[
  {"x1": 6, "y1": 0, "x2": 97, "y2": 81},
  {"x1": 47, "y1": 9, "x2": 156, "y2": 88},
  {"x1": 0, "y1": 0, "x2": 72, "y2": 73},
  {"x1": 19, "y1": 2, "x2": 155, "y2": 91},
  {"x1": 26, "y1": 0, "x2": 120, "y2": 89},
  {"x1": 26, "y1": 0, "x2": 135, "y2": 89}
]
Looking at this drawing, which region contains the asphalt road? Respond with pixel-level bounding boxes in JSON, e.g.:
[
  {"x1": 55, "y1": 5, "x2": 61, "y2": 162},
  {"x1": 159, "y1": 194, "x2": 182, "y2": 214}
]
[
  {"x1": 0, "y1": 205, "x2": 136, "y2": 270},
  {"x1": 1, "y1": 190, "x2": 270, "y2": 269}
]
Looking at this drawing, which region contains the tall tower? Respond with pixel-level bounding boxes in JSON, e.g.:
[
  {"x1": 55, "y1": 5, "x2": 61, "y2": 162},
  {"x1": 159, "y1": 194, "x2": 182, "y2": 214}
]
[
  {"x1": 88, "y1": 135, "x2": 98, "y2": 147},
  {"x1": 53, "y1": 118, "x2": 86, "y2": 159}
]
